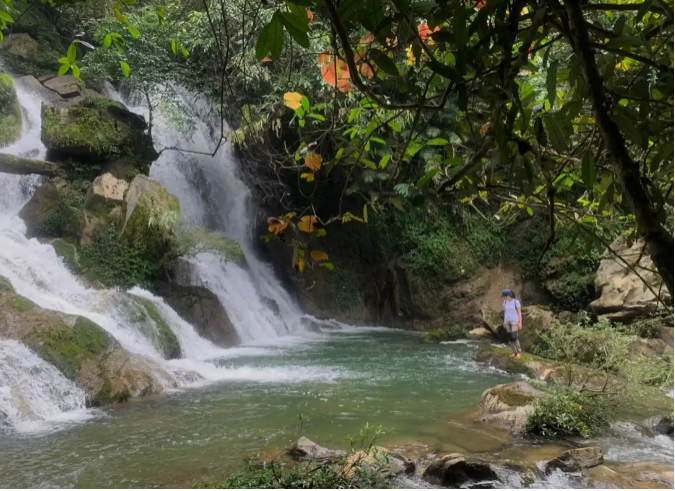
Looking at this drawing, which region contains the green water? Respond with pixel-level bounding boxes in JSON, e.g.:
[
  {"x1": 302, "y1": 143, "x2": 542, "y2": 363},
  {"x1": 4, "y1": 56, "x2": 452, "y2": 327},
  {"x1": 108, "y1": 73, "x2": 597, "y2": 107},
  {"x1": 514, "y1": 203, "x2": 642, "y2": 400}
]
[{"x1": 0, "y1": 330, "x2": 516, "y2": 488}]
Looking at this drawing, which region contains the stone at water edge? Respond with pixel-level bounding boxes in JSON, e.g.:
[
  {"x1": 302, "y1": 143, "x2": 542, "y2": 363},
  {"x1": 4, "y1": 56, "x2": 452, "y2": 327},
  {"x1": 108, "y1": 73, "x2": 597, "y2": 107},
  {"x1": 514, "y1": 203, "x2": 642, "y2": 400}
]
[
  {"x1": 476, "y1": 381, "x2": 547, "y2": 434},
  {"x1": 289, "y1": 437, "x2": 345, "y2": 461},
  {"x1": 653, "y1": 415, "x2": 674, "y2": 437},
  {"x1": 586, "y1": 462, "x2": 674, "y2": 489},
  {"x1": 18, "y1": 177, "x2": 69, "y2": 238},
  {"x1": 544, "y1": 447, "x2": 604, "y2": 474},
  {"x1": 467, "y1": 327, "x2": 494, "y2": 341},
  {"x1": 421, "y1": 453, "x2": 498, "y2": 487}
]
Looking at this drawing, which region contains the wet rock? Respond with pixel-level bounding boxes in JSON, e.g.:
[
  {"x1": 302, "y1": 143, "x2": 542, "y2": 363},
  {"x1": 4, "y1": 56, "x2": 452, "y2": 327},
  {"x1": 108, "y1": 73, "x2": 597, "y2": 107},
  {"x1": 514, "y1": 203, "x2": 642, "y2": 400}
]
[
  {"x1": 14, "y1": 75, "x2": 61, "y2": 102},
  {"x1": 587, "y1": 462, "x2": 674, "y2": 489},
  {"x1": 544, "y1": 447, "x2": 603, "y2": 474},
  {"x1": 289, "y1": 437, "x2": 345, "y2": 462},
  {"x1": 654, "y1": 415, "x2": 674, "y2": 437},
  {"x1": 0, "y1": 33, "x2": 39, "y2": 59},
  {"x1": 590, "y1": 236, "x2": 671, "y2": 323},
  {"x1": 157, "y1": 283, "x2": 240, "y2": 348},
  {"x1": 126, "y1": 294, "x2": 182, "y2": 360},
  {"x1": 519, "y1": 306, "x2": 555, "y2": 352},
  {"x1": 18, "y1": 177, "x2": 68, "y2": 237},
  {"x1": 477, "y1": 381, "x2": 547, "y2": 433},
  {"x1": 343, "y1": 446, "x2": 414, "y2": 477},
  {"x1": 422, "y1": 453, "x2": 498, "y2": 487},
  {"x1": 42, "y1": 75, "x2": 81, "y2": 99}
]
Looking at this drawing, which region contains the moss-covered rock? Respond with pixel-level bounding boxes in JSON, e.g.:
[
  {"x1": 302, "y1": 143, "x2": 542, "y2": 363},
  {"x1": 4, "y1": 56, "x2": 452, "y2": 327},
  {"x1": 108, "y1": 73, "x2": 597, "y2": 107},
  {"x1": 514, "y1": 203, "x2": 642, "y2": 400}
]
[
  {"x1": 0, "y1": 32, "x2": 60, "y2": 77},
  {"x1": 0, "y1": 288, "x2": 182, "y2": 406},
  {"x1": 41, "y1": 97, "x2": 157, "y2": 167},
  {"x1": 128, "y1": 294, "x2": 181, "y2": 359},
  {"x1": 51, "y1": 238, "x2": 82, "y2": 273},
  {"x1": 420, "y1": 326, "x2": 466, "y2": 343},
  {"x1": 477, "y1": 381, "x2": 548, "y2": 433},
  {"x1": 0, "y1": 274, "x2": 15, "y2": 294},
  {"x1": 121, "y1": 175, "x2": 180, "y2": 265},
  {"x1": 0, "y1": 75, "x2": 22, "y2": 148}
]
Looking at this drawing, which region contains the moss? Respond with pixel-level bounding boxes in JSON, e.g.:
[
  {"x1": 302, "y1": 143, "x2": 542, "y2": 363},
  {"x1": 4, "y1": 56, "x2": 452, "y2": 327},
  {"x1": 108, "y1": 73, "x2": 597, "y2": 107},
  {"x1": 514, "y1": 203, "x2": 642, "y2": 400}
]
[
  {"x1": 6, "y1": 296, "x2": 36, "y2": 312},
  {"x1": 493, "y1": 385, "x2": 536, "y2": 407},
  {"x1": 91, "y1": 375, "x2": 131, "y2": 406},
  {"x1": 0, "y1": 76, "x2": 21, "y2": 147},
  {"x1": 0, "y1": 275, "x2": 15, "y2": 294},
  {"x1": 41, "y1": 98, "x2": 131, "y2": 158},
  {"x1": 52, "y1": 238, "x2": 82, "y2": 273},
  {"x1": 41, "y1": 186, "x2": 86, "y2": 239},
  {"x1": 131, "y1": 295, "x2": 181, "y2": 359},
  {"x1": 23, "y1": 316, "x2": 111, "y2": 380},
  {"x1": 420, "y1": 327, "x2": 466, "y2": 343}
]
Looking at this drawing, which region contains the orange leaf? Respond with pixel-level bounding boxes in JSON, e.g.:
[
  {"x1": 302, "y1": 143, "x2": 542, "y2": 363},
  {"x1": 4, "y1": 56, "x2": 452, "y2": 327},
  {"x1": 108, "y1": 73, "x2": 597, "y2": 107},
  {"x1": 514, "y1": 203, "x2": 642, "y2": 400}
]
[
  {"x1": 298, "y1": 215, "x2": 318, "y2": 233},
  {"x1": 317, "y1": 50, "x2": 331, "y2": 65},
  {"x1": 336, "y1": 59, "x2": 350, "y2": 79},
  {"x1": 310, "y1": 250, "x2": 329, "y2": 261},
  {"x1": 360, "y1": 32, "x2": 374, "y2": 46},
  {"x1": 267, "y1": 217, "x2": 289, "y2": 234},
  {"x1": 300, "y1": 172, "x2": 315, "y2": 182},
  {"x1": 337, "y1": 79, "x2": 352, "y2": 93},
  {"x1": 418, "y1": 23, "x2": 431, "y2": 41},
  {"x1": 360, "y1": 63, "x2": 375, "y2": 79},
  {"x1": 293, "y1": 255, "x2": 305, "y2": 273},
  {"x1": 305, "y1": 153, "x2": 322, "y2": 171},
  {"x1": 283, "y1": 92, "x2": 303, "y2": 110},
  {"x1": 321, "y1": 63, "x2": 337, "y2": 86},
  {"x1": 306, "y1": 9, "x2": 314, "y2": 22},
  {"x1": 481, "y1": 122, "x2": 490, "y2": 135}
]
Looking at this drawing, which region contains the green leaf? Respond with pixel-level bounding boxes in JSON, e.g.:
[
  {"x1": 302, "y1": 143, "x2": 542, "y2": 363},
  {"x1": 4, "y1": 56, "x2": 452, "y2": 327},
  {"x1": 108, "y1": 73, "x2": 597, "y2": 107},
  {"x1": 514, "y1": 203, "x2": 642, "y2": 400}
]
[
  {"x1": 542, "y1": 113, "x2": 567, "y2": 152},
  {"x1": 348, "y1": 107, "x2": 362, "y2": 122},
  {"x1": 180, "y1": 45, "x2": 189, "y2": 57},
  {"x1": 526, "y1": 207, "x2": 534, "y2": 216},
  {"x1": 120, "y1": 60, "x2": 130, "y2": 77},
  {"x1": 67, "y1": 42, "x2": 77, "y2": 64},
  {"x1": 58, "y1": 63, "x2": 70, "y2": 76},
  {"x1": 606, "y1": 35, "x2": 643, "y2": 49},
  {"x1": 70, "y1": 64, "x2": 80, "y2": 79},
  {"x1": 581, "y1": 152, "x2": 596, "y2": 192},
  {"x1": 359, "y1": 0, "x2": 386, "y2": 32},
  {"x1": 379, "y1": 154, "x2": 391, "y2": 169},
  {"x1": 416, "y1": 168, "x2": 439, "y2": 188},
  {"x1": 127, "y1": 24, "x2": 139, "y2": 39},
  {"x1": 280, "y1": 14, "x2": 310, "y2": 48},
  {"x1": 388, "y1": 120, "x2": 402, "y2": 132},
  {"x1": 320, "y1": 262, "x2": 335, "y2": 271},
  {"x1": 280, "y1": 10, "x2": 309, "y2": 32},
  {"x1": 0, "y1": 11, "x2": 14, "y2": 23},
  {"x1": 58, "y1": 57, "x2": 69, "y2": 64},
  {"x1": 613, "y1": 107, "x2": 646, "y2": 149},
  {"x1": 338, "y1": 0, "x2": 360, "y2": 20},
  {"x1": 104, "y1": 34, "x2": 112, "y2": 49},
  {"x1": 171, "y1": 39, "x2": 177, "y2": 55},
  {"x1": 257, "y1": 13, "x2": 284, "y2": 60},
  {"x1": 637, "y1": 0, "x2": 653, "y2": 19},
  {"x1": 427, "y1": 138, "x2": 449, "y2": 146},
  {"x1": 307, "y1": 113, "x2": 325, "y2": 121},
  {"x1": 598, "y1": 182, "x2": 615, "y2": 212},
  {"x1": 547, "y1": 60, "x2": 559, "y2": 107},
  {"x1": 371, "y1": 51, "x2": 399, "y2": 76}
]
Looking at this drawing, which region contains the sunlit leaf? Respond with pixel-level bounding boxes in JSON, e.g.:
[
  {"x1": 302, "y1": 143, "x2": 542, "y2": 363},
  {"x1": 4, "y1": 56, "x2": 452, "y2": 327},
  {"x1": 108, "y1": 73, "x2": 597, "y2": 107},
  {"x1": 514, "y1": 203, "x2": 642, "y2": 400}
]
[
  {"x1": 300, "y1": 172, "x2": 315, "y2": 182},
  {"x1": 310, "y1": 250, "x2": 329, "y2": 261},
  {"x1": 284, "y1": 92, "x2": 304, "y2": 109},
  {"x1": 305, "y1": 153, "x2": 322, "y2": 171},
  {"x1": 298, "y1": 215, "x2": 318, "y2": 233},
  {"x1": 120, "y1": 60, "x2": 130, "y2": 77}
]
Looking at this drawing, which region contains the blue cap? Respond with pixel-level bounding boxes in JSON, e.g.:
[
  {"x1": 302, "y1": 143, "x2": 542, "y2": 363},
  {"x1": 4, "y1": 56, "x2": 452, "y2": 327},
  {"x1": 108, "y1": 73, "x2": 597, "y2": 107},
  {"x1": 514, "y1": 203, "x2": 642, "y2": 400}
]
[{"x1": 500, "y1": 289, "x2": 512, "y2": 297}]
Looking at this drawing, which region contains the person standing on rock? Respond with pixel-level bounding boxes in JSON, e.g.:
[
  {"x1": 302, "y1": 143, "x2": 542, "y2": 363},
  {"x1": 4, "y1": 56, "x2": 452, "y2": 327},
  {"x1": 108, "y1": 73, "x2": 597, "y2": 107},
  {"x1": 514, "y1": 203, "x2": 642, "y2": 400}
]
[{"x1": 500, "y1": 289, "x2": 522, "y2": 358}]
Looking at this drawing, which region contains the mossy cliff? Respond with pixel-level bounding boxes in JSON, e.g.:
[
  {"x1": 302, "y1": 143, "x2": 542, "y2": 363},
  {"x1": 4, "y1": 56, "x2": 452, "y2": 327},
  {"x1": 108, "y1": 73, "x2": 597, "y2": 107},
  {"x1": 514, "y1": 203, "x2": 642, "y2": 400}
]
[
  {"x1": 0, "y1": 75, "x2": 22, "y2": 147},
  {"x1": 0, "y1": 274, "x2": 176, "y2": 406},
  {"x1": 126, "y1": 293, "x2": 182, "y2": 360}
]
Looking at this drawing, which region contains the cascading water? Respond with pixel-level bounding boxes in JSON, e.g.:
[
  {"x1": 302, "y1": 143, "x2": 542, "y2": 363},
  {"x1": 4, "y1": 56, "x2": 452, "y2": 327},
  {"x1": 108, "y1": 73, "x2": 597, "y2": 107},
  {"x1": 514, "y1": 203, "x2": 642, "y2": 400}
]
[{"x1": 105, "y1": 85, "x2": 309, "y2": 343}]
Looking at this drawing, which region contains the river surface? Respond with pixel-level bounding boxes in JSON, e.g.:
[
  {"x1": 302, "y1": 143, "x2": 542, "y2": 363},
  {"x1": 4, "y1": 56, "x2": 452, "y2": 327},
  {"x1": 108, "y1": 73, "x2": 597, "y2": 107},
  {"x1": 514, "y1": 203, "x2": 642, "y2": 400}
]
[{"x1": 0, "y1": 331, "x2": 516, "y2": 488}]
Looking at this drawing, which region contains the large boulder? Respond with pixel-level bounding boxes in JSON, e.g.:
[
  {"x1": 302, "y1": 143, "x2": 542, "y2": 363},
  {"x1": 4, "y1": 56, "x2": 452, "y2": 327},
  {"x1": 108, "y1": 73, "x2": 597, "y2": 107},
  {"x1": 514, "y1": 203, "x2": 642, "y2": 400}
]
[
  {"x1": 156, "y1": 283, "x2": 240, "y2": 348},
  {"x1": 0, "y1": 33, "x2": 38, "y2": 59},
  {"x1": 42, "y1": 75, "x2": 81, "y2": 99},
  {"x1": 123, "y1": 294, "x2": 182, "y2": 360},
  {"x1": 84, "y1": 173, "x2": 128, "y2": 209},
  {"x1": 544, "y1": 447, "x2": 603, "y2": 474},
  {"x1": 289, "y1": 437, "x2": 345, "y2": 462},
  {"x1": 590, "y1": 236, "x2": 671, "y2": 323},
  {"x1": 480, "y1": 304, "x2": 554, "y2": 351},
  {"x1": 0, "y1": 74, "x2": 22, "y2": 147},
  {"x1": 0, "y1": 282, "x2": 178, "y2": 405},
  {"x1": 421, "y1": 453, "x2": 498, "y2": 487},
  {"x1": 41, "y1": 97, "x2": 157, "y2": 166},
  {"x1": 654, "y1": 415, "x2": 674, "y2": 437},
  {"x1": 121, "y1": 175, "x2": 179, "y2": 263},
  {"x1": 15, "y1": 75, "x2": 62, "y2": 102},
  {"x1": 18, "y1": 177, "x2": 86, "y2": 240},
  {"x1": 477, "y1": 381, "x2": 547, "y2": 433}
]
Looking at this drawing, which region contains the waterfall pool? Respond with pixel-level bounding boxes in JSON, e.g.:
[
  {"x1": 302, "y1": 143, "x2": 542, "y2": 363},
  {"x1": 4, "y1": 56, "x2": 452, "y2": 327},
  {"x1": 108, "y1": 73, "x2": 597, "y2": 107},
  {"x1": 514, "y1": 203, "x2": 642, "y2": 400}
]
[{"x1": 0, "y1": 330, "x2": 518, "y2": 488}]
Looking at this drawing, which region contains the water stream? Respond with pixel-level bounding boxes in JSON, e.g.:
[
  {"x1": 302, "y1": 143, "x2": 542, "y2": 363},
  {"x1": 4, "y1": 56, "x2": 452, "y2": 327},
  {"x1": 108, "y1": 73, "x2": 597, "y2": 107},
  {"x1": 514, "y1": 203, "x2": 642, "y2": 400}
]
[{"x1": 0, "y1": 78, "x2": 672, "y2": 488}]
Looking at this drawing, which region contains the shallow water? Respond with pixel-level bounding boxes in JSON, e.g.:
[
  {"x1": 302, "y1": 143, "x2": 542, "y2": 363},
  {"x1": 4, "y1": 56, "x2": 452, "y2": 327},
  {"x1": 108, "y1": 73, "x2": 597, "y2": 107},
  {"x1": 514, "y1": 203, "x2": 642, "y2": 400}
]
[{"x1": 0, "y1": 331, "x2": 516, "y2": 488}]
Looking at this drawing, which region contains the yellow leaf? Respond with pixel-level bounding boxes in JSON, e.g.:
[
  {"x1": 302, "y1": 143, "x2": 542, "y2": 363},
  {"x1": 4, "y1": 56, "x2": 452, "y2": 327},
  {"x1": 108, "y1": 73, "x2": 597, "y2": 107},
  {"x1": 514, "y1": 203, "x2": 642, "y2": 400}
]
[
  {"x1": 301, "y1": 172, "x2": 315, "y2": 182},
  {"x1": 310, "y1": 250, "x2": 329, "y2": 261},
  {"x1": 294, "y1": 256, "x2": 305, "y2": 273},
  {"x1": 298, "y1": 215, "x2": 317, "y2": 233},
  {"x1": 305, "y1": 153, "x2": 322, "y2": 172},
  {"x1": 267, "y1": 217, "x2": 289, "y2": 234},
  {"x1": 284, "y1": 92, "x2": 303, "y2": 110}
]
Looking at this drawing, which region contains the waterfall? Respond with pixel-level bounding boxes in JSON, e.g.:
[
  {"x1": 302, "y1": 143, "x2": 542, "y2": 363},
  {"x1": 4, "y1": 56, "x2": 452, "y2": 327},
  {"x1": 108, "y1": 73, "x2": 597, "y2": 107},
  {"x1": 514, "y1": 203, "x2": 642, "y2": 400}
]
[
  {"x1": 0, "y1": 76, "x2": 326, "y2": 432},
  {"x1": 105, "y1": 86, "x2": 308, "y2": 343}
]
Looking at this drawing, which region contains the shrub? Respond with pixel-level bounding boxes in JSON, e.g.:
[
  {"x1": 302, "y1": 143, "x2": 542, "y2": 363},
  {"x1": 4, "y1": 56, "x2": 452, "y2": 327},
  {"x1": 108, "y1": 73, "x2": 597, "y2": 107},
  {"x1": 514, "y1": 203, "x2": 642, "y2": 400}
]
[
  {"x1": 41, "y1": 185, "x2": 87, "y2": 240},
  {"x1": 524, "y1": 385, "x2": 611, "y2": 438}
]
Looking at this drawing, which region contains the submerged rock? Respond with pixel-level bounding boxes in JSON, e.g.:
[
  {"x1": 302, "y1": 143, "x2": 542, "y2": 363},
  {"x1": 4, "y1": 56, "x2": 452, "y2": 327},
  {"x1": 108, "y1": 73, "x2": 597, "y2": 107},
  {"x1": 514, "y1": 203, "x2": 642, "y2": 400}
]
[
  {"x1": 0, "y1": 285, "x2": 176, "y2": 405},
  {"x1": 0, "y1": 74, "x2": 22, "y2": 147},
  {"x1": 157, "y1": 283, "x2": 239, "y2": 348},
  {"x1": 477, "y1": 381, "x2": 547, "y2": 433},
  {"x1": 590, "y1": 236, "x2": 671, "y2": 323},
  {"x1": 422, "y1": 453, "x2": 498, "y2": 487},
  {"x1": 544, "y1": 447, "x2": 603, "y2": 474}
]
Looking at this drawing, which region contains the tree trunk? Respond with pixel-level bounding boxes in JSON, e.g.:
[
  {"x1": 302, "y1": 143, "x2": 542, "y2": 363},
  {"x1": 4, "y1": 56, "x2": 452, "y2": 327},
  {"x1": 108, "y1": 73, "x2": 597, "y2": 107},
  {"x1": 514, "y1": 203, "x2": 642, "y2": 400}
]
[
  {"x1": 563, "y1": 0, "x2": 674, "y2": 297},
  {"x1": 0, "y1": 152, "x2": 61, "y2": 177}
]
